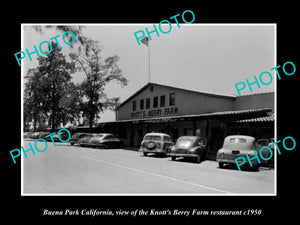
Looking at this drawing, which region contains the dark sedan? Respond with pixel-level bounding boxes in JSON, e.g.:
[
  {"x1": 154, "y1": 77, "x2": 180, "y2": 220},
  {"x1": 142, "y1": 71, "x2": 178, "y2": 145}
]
[{"x1": 168, "y1": 136, "x2": 207, "y2": 163}]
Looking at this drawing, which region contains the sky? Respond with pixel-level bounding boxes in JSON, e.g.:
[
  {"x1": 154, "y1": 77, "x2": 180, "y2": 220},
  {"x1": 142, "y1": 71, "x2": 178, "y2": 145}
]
[{"x1": 23, "y1": 24, "x2": 275, "y2": 122}]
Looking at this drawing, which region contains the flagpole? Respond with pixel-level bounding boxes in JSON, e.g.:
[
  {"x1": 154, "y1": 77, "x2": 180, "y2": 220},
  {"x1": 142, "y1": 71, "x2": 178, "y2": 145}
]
[
  {"x1": 141, "y1": 36, "x2": 150, "y2": 83},
  {"x1": 148, "y1": 38, "x2": 150, "y2": 83}
]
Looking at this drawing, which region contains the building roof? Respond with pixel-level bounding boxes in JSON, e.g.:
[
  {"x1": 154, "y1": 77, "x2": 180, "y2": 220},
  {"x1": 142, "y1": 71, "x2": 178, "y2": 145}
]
[{"x1": 116, "y1": 82, "x2": 236, "y2": 110}]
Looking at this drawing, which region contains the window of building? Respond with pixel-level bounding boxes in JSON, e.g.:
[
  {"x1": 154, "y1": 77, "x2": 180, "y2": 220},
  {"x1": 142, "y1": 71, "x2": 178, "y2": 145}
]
[
  {"x1": 153, "y1": 96, "x2": 158, "y2": 108},
  {"x1": 169, "y1": 93, "x2": 175, "y2": 106},
  {"x1": 132, "y1": 100, "x2": 136, "y2": 111},
  {"x1": 160, "y1": 95, "x2": 165, "y2": 107},
  {"x1": 146, "y1": 98, "x2": 150, "y2": 109},
  {"x1": 140, "y1": 99, "x2": 144, "y2": 110}
]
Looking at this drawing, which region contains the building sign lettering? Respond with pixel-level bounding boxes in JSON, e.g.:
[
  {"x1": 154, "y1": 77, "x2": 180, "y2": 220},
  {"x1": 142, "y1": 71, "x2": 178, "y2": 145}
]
[{"x1": 131, "y1": 106, "x2": 178, "y2": 118}]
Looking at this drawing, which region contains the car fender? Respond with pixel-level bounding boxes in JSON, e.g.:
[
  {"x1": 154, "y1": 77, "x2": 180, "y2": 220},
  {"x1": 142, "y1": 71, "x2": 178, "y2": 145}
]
[{"x1": 217, "y1": 148, "x2": 224, "y2": 154}]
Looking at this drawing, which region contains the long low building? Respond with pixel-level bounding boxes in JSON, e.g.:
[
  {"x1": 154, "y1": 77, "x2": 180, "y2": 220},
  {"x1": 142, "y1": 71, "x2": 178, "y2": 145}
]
[{"x1": 94, "y1": 82, "x2": 274, "y2": 156}]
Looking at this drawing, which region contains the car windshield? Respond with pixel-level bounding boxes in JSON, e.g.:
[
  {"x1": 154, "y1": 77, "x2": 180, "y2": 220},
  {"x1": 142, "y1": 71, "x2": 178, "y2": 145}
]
[
  {"x1": 144, "y1": 135, "x2": 162, "y2": 141},
  {"x1": 176, "y1": 137, "x2": 195, "y2": 148}
]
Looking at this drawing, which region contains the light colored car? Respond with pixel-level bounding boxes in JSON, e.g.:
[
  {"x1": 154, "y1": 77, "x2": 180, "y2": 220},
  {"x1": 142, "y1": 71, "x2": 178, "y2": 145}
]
[
  {"x1": 78, "y1": 133, "x2": 97, "y2": 147},
  {"x1": 168, "y1": 136, "x2": 207, "y2": 163},
  {"x1": 44, "y1": 132, "x2": 69, "y2": 142},
  {"x1": 216, "y1": 135, "x2": 261, "y2": 170},
  {"x1": 140, "y1": 133, "x2": 174, "y2": 156},
  {"x1": 89, "y1": 133, "x2": 123, "y2": 149}
]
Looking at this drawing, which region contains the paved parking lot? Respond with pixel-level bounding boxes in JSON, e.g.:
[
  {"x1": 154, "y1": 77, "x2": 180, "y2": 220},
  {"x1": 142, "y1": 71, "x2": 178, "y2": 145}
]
[{"x1": 22, "y1": 140, "x2": 275, "y2": 195}]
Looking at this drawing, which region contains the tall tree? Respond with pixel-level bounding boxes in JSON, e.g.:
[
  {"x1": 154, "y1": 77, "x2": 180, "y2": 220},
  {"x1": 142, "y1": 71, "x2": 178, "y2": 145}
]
[
  {"x1": 24, "y1": 67, "x2": 54, "y2": 131},
  {"x1": 24, "y1": 68, "x2": 44, "y2": 131},
  {"x1": 70, "y1": 39, "x2": 128, "y2": 129},
  {"x1": 25, "y1": 42, "x2": 76, "y2": 131}
]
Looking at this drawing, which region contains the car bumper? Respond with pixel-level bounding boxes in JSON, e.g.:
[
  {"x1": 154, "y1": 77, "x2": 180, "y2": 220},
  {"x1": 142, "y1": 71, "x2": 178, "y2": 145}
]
[
  {"x1": 216, "y1": 155, "x2": 259, "y2": 165},
  {"x1": 90, "y1": 143, "x2": 105, "y2": 148},
  {"x1": 140, "y1": 147, "x2": 166, "y2": 154},
  {"x1": 79, "y1": 143, "x2": 90, "y2": 146},
  {"x1": 168, "y1": 152, "x2": 199, "y2": 158}
]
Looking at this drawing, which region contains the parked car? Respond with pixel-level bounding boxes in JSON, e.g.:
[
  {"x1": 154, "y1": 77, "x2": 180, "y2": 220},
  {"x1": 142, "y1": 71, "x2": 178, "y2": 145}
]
[
  {"x1": 140, "y1": 133, "x2": 174, "y2": 156},
  {"x1": 269, "y1": 138, "x2": 275, "y2": 148},
  {"x1": 89, "y1": 133, "x2": 123, "y2": 149},
  {"x1": 38, "y1": 132, "x2": 51, "y2": 139},
  {"x1": 257, "y1": 139, "x2": 269, "y2": 146},
  {"x1": 44, "y1": 132, "x2": 69, "y2": 142},
  {"x1": 78, "y1": 133, "x2": 97, "y2": 147},
  {"x1": 216, "y1": 135, "x2": 262, "y2": 170},
  {"x1": 23, "y1": 132, "x2": 34, "y2": 138},
  {"x1": 256, "y1": 138, "x2": 272, "y2": 164},
  {"x1": 69, "y1": 133, "x2": 86, "y2": 145},
  {"x1": 168, "y1": 136, "x2": 207, "y2": 163},
  {"x1": 30, "y1": 132, "x2": 41, "y2": 139},
  {"x1": 267, "y1": 138, "x2": 275, "y2": 166}
]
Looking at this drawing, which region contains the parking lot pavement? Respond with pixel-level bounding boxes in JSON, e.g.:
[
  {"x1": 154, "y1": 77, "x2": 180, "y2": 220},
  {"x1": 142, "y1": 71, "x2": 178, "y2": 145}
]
[{"x1": 22, "y1": 140, "x2": 275, "y2": 195}]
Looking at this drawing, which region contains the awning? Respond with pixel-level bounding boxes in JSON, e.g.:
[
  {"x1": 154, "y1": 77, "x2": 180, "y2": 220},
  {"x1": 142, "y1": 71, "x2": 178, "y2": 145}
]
[{"x1": 235, "y1": 113, "x2": 275, "y2": 123}]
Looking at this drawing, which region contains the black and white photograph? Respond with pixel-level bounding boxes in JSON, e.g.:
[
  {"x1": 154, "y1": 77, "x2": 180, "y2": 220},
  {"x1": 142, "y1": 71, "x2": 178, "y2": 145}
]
[
  {"x1": 21, "y1": 24, "x2": 276, "y2": 195},
  {"x1": 4, "y1": 4, "x2": 298, "y2": 224}
]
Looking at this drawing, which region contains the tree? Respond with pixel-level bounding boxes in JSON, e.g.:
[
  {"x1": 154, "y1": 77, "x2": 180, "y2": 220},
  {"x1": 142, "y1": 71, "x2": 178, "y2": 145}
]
[
  {"x1": 70, "y1": 39, "x2": 128, "y2": 129},
  {"x1": 24, "y1": 42, "x2": 76, "y2": 131},
  {"x1": 57, "y1": 82, "x2": 83, "y2": 126},
  {"x1": 24, "y1": 68, "x2": 48, "y2": 131}
]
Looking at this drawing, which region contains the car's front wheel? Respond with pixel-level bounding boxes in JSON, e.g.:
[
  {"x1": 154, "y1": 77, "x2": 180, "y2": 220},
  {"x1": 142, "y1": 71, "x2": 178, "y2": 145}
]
[
  {"x1": 143, "y1": 152, "x2": 148, "y2": 156},
  {"x1": 219, "y1": 162, "x2": 224, "y2": 168},
  {"x1": 171, "y1": 156, "x2": 176, "y2": 161}
]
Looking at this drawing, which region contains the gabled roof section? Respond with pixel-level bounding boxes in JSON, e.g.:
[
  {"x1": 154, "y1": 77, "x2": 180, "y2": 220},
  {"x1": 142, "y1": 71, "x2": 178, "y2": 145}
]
[{"x1": 116, "y1": 82, "x2": 236, "y2": 110}]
